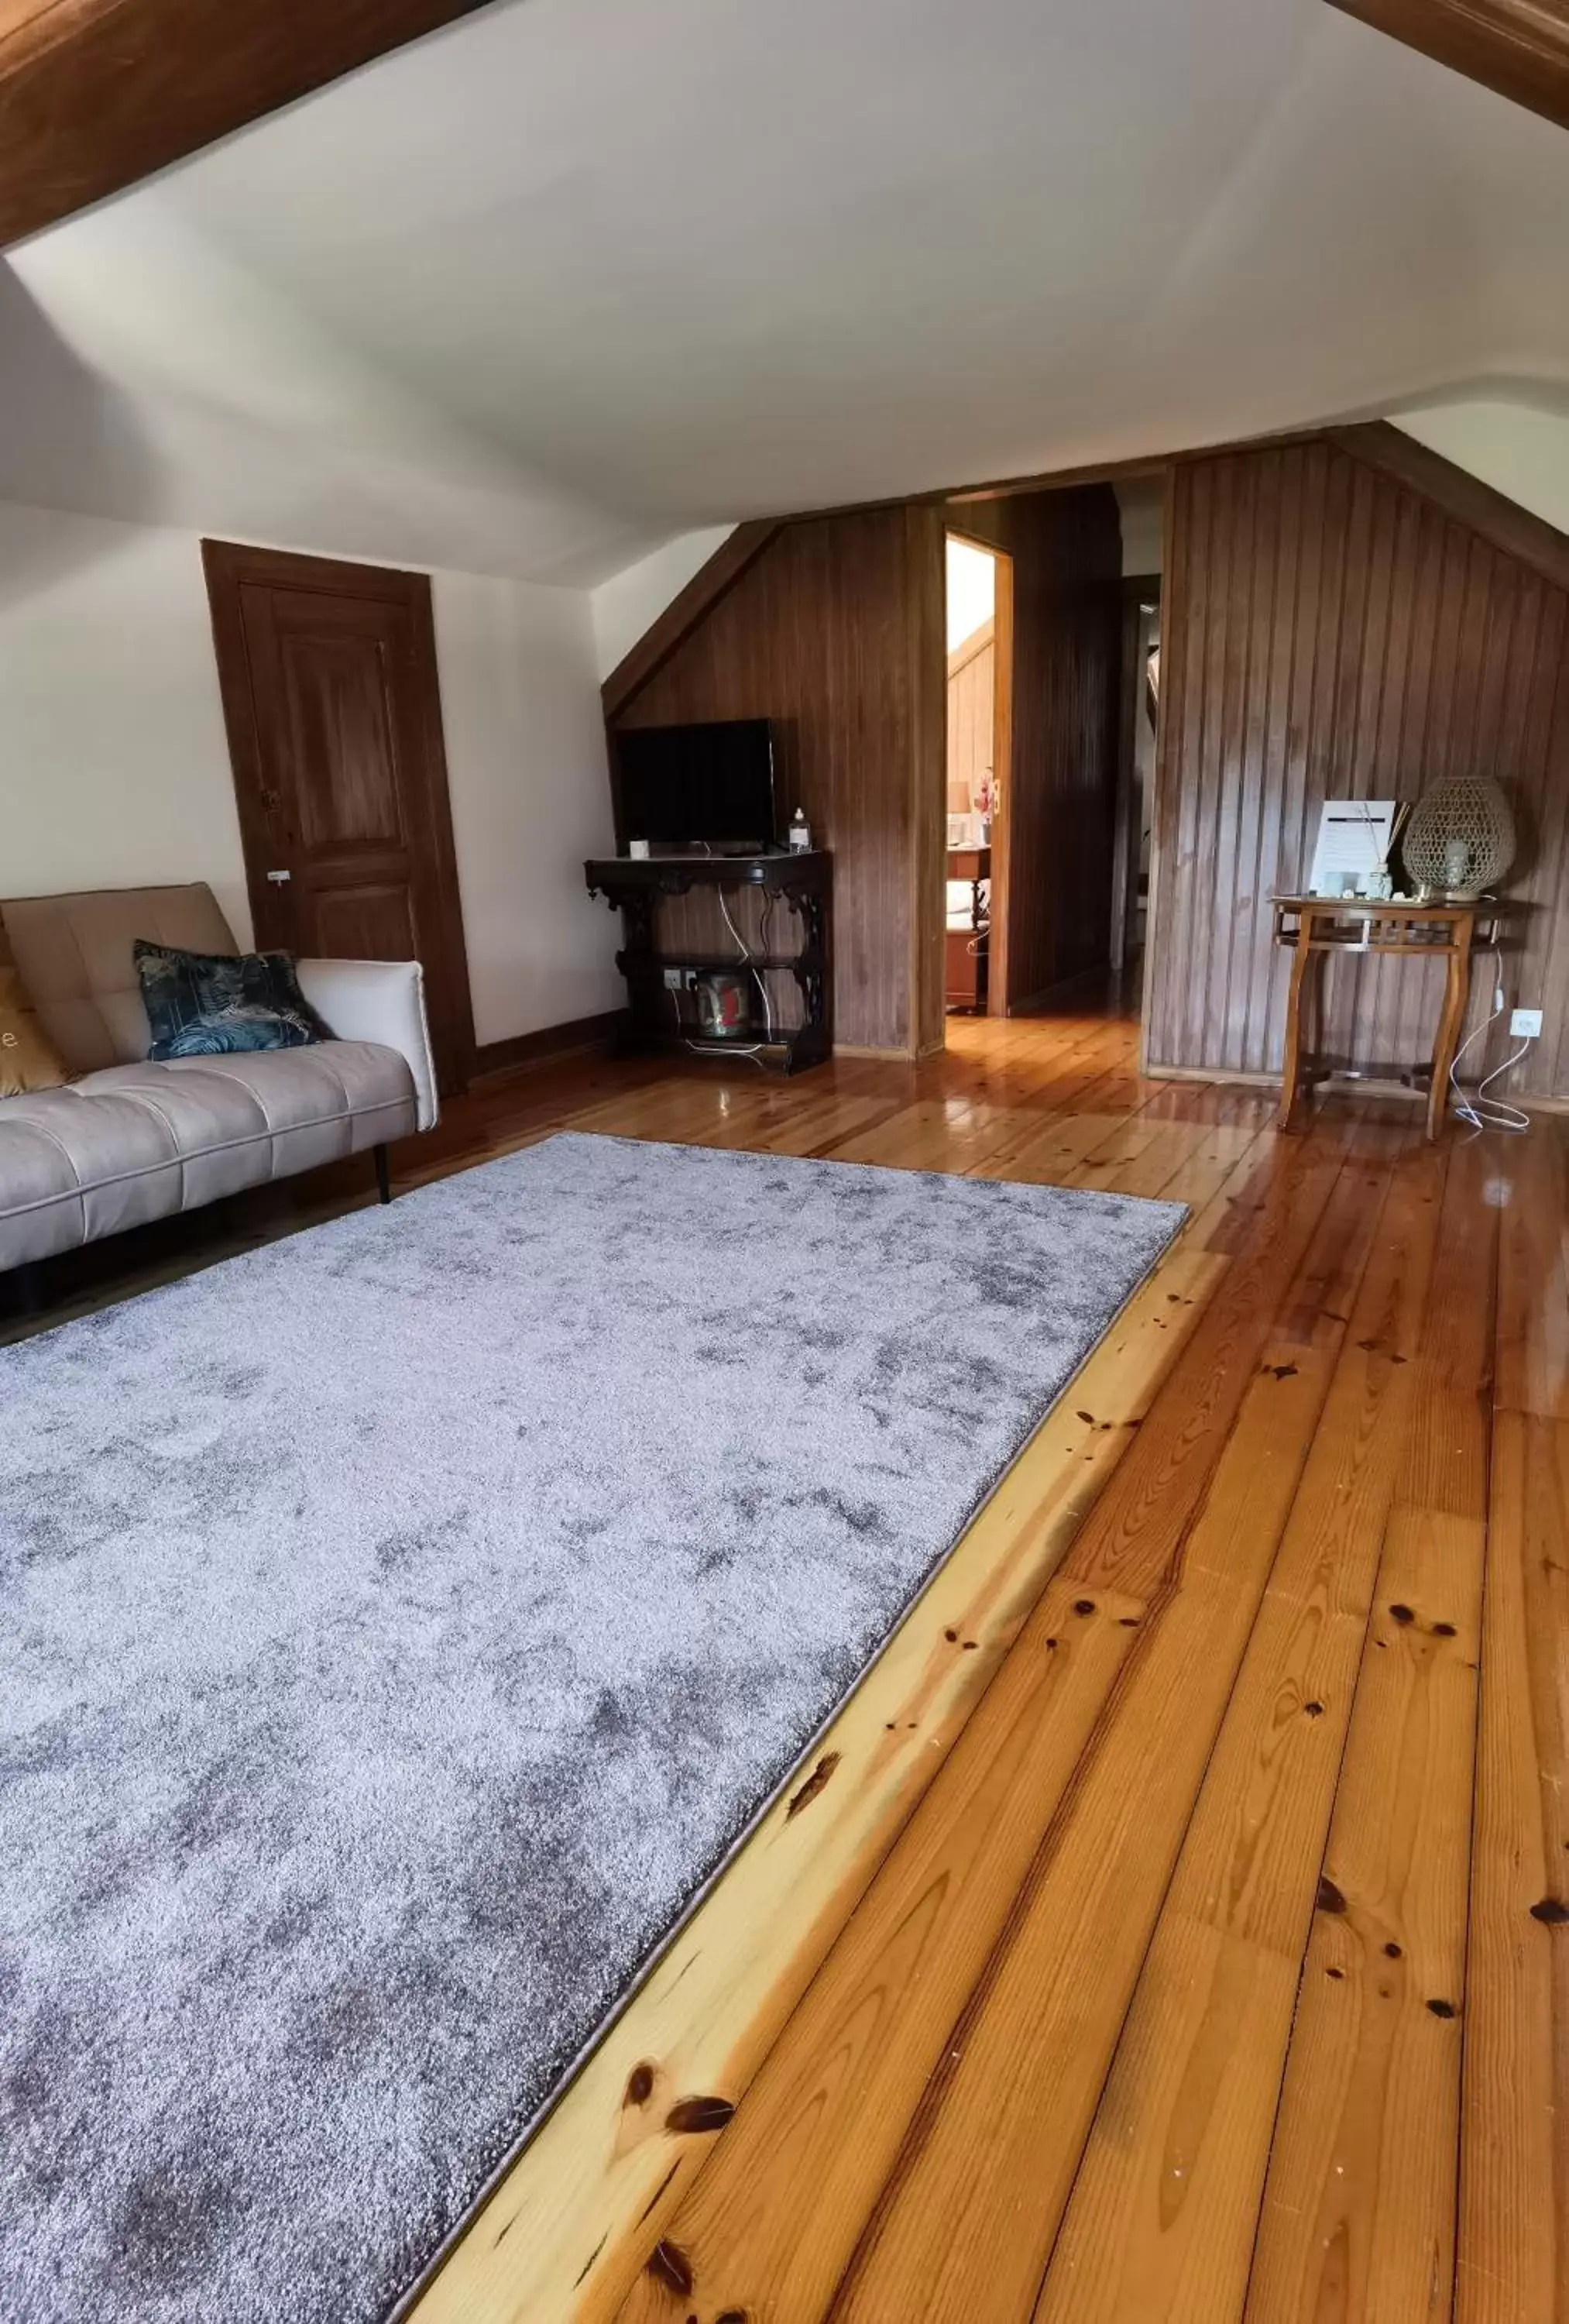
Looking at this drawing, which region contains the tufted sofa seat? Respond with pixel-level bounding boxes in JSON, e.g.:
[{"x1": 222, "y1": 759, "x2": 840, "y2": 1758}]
[{"x1": 0, "y1": 885, "x2": 438, "y2": 1274}]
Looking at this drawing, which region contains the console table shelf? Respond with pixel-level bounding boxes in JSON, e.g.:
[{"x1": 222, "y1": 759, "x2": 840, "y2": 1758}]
[{"x1": 585, "y1": 851, "x2": 833, "y2": 1074}]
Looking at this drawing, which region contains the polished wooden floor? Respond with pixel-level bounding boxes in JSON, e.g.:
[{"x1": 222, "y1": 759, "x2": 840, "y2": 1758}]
[{"x1": 13, "y1": 999, "x2": 1566, "y2": 2322}]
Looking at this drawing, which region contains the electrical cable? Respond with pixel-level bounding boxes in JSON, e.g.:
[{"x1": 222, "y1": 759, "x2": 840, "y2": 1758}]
[
  {"x1": 1448, "y1": 992, "x2": 1531, "y2": 1135},
  {"x1": 716, "y1": 884, "x2": 774, "y2": 1043},
  {"x1": 682, "y1": 1037, "x2": 769, "y2": 1068}
]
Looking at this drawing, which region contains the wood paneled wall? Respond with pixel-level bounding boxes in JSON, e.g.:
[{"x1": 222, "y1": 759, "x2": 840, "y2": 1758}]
[
  {"x1": 952, "y1": 489, "x2": 1122, "y2": 1005},
  {"x1": 612, "y1": 506, "x2": 946, "y2": 1054},
  {"x1": 1146, "y1": 436, "x2": 1569, "y2": 1103}
]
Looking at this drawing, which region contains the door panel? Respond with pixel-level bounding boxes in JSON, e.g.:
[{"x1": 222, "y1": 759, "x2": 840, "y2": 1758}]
[
  {"x1": 309, "y1": 882, "x2": 419, "y2": 965},
  {"x1": 277, "y1": 628, "x2": 407, "y2": 852},
  {"x1": 203, "y1": 541, "x2": 474, "y2": 1095}
]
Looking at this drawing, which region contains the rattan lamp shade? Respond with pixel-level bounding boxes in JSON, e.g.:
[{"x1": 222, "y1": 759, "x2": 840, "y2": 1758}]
[{"x1": 1402, "y1": 775, "x2": 1515, "y2": 900}]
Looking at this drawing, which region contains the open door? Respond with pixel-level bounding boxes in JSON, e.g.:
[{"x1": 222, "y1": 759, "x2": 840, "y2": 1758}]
[
  {"x1": 942, "y1": 531, "x2": 1014, "y2": 1022},
  {"x1": 1110, "y1": 576, "x2": 1160, "y2": 975},
  {"x1": 202, "y1": 540, "x2": 476, "y2": 1095}
]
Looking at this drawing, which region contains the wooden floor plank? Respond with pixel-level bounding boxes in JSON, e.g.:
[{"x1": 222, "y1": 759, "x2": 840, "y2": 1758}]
[
  {"x1": 1456, "y1": 1411, "x2": 1569, "y2": 2324},
  {"x1": 1028, "y1": 1145, "x2": 1446, "y2": 2324},
  {"x1": 1493, "y1": 1129, "x2": 1569, "y2": 1422},
  {"x1": 610, "y1": 1576, "x2": 1147, "y2": 2324},
  {"x1": 1386, "y1": 1133, "x2": 1498, "y2": 1521},
  {"x1": 1238, "y1": 1135, "x2": 1499, "y2": 2324},
  {"x1": 815, "y1": 1157, "x2": 1398, "y2": 2324},
  {"x1": 1245, "y1": 1505, "x2": 1485, "y2": 2324},
  {"x1": 1059, "y1": 1126, "x2": 1372, "y2": 1598},
  {"x1": 1148, "y1": 1123, "x2": 1269, "y2": 1216}
]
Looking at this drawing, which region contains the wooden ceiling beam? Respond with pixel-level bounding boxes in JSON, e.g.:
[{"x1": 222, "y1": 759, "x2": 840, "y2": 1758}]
[
  {"x1": 1325, "y1": 0, "x2": 1569, "y2": 131},
  {"x1": 0, "y1": 0, "x2": 497, "y2": 249}
]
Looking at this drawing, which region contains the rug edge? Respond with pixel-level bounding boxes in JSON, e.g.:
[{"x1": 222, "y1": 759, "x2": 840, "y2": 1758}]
[{"x1": 384, "y1": 1202, "x2": 1190, "y2": 2323}]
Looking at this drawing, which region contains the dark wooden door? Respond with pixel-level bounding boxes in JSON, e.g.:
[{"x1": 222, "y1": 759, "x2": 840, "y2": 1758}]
[{"x1": 201, "y1": 539, "x2": 475, "y2": 1094}]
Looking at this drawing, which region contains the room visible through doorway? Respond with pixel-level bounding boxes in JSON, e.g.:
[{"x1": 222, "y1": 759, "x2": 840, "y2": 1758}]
[{"x1": 943, "y1": 531, "x2": 1011, "y2": 1021}]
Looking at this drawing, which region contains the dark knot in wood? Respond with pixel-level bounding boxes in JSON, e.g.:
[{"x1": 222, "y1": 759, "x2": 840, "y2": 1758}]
[
  {"x1": 786, "y1": 1752, "x2": 841, "y2": 1819},
  {"x1": 666, "y1": 2095, "x2": 736, "y2": 2135}
]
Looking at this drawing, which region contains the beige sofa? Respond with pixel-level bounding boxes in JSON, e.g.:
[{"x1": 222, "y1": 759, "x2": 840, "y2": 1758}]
[{"x1": 0, "y1": 884, "x2": 438, "y2": 1275}]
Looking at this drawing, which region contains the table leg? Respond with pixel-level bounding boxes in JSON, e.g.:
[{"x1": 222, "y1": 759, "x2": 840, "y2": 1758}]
[
  {"x1": 1279, "y1": 936, "x2": 1314, "y2": 1133},
  {"x1": 1427, "y1": 916, "x2": 1474, "y2": 1139}
]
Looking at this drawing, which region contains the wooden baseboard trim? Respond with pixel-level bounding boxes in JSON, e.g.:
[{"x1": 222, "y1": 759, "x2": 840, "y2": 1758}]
[
  {"x1": 835, "y1": 1040, "x2": 918, "y2": 1061},
  {"x1": 1007, "y1": 965, "x2": 1111, "y2": 1018},
  {"x1": 469, "y1": 1011, "x2": 626, "y2": 1087},
  {"x1": 1143, "y1": 1058, "x2": 1569, "y2": 1115},
  {"x1": 1142, "y1": 1062, "x2": 1278, "y2": 1089}
]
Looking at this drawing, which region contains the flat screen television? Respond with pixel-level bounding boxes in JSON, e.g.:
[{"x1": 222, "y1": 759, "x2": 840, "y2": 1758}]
[{"x1": 616, "y1": 720, "x2": 778, "y2": 851}]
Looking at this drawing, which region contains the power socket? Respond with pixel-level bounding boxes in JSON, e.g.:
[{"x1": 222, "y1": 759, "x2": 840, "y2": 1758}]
[{"x1": 1510, "y1": 1007, "x2": 1543, "y2": 1041}]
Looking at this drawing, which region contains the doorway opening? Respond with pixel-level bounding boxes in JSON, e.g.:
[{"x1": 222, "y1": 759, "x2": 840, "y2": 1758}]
[
  {"x1": 942, "y1": 531, "x2": 1013, "y2": 1020},
  {"x1": 1111, "y1": 575, "x2": 1161, "y2": 991}
]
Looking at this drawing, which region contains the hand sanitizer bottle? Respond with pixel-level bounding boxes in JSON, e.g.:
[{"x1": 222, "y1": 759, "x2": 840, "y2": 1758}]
[{"x1": 788, "y1": 806, "x2": 811, "y2": 854}]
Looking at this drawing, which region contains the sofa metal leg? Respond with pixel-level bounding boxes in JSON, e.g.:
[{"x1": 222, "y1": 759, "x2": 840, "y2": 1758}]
[{"x1": 373, "y1": 1145, "x2": 393, "y2": 1206}]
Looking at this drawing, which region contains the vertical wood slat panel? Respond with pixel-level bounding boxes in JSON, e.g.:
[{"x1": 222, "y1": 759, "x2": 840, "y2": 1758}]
[
  {"x1": 611, "y1": 508, "x2": 930, "y2": 1053},
  {"x1": 1538, "y1": 649, "x2": 1569, "y2": 1094},
  {"x1": 1147, "y1": 438, "x2": 1569, "y2": 1102},
  {"x1": 1354, "y1": 467, "x2": 1400, "y2": 1064},
  {"x1": 1155, "y1": 461, "x2": 1211, "y2": 1070},
  {"x1": 906, "y1": 503, "x2": 950, "y2": 1054},
  {"x1": 1234, "y1": 451, "x2": 1283, "y2": 1074}
]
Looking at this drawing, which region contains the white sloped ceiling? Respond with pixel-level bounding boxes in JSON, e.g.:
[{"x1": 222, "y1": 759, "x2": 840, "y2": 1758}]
[{"x1": 4, "y1": 0, "x2": 1567, "y2": 584}]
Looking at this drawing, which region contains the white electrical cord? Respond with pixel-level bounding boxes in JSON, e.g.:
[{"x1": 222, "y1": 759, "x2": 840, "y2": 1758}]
[
  {"x1": 1449, "y1": 995, "x2": 1531, "y2": 1135},
  {"x1": 717, "y1": 885, "x2": 774, "y2": 1043}
]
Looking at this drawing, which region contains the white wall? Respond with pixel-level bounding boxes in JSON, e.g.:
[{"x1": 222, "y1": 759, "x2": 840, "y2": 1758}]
[
  {"x1": 946, "y1": 536, "x2": 996, "y2": 651},
  {"x1": 1114, "y1": 478, "x2": 1166, "y2": 576},
  {"x1": 0, "y1": 497, "x2": 618, "y2": 1050},
  {"x1": 433, "y1": 570, "x2": 621, "y2": 1043},
  {"x1": 0, "y1": 500, "x2": 251, "y2": 936},
  {"x1": 1392, "y1": 390, "x2": 1569, "y2": 538},
  {"x1": 591, "y1": 527, "x2": 735, "y2": 681}
]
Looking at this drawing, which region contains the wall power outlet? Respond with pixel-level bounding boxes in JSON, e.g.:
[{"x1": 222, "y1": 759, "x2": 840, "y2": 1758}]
[{"x1": 1510, "y1": 1007, "x2": 1544, "y2": 1041}]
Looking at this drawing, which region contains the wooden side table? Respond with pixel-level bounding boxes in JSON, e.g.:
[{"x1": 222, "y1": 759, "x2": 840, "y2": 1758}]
[{"x1": 1272, "y1": 897, "x2": 1495, "y2": 1140}]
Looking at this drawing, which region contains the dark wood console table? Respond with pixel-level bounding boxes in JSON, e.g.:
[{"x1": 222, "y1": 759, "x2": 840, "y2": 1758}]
[
  {"x1": 585, "y1": 851, "x2": 833, "y2": 1074},
  {"x1": 1272, "y1": 895, "x2": 1502, "y2": 1140}
]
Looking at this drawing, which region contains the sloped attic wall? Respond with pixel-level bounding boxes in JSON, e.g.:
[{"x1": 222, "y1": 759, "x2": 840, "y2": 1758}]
[{"x1": 1145, "y1": 433, "x2": 1569, "y2": 1102}]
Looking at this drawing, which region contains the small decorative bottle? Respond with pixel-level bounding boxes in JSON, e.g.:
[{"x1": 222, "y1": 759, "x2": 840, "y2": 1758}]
[{"x1": 788, "y1": 806, "x2": 812, "y2": 854}]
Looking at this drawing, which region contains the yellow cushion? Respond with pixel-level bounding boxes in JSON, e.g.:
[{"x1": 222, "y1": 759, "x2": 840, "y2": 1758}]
[{"x1": 0, "y1": 963, "x2": 70, "y2": 1096}]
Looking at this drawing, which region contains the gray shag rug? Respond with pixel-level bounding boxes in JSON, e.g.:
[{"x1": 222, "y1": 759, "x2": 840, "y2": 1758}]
[{"x1": 1, "y1": 1133, "x2": 1183, "y2": 2324}]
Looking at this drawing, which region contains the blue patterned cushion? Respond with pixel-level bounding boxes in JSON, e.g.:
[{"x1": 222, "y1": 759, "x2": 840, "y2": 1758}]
[{"x1": 134, "y1": 941, "x2": 334, "y2": 1062}]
